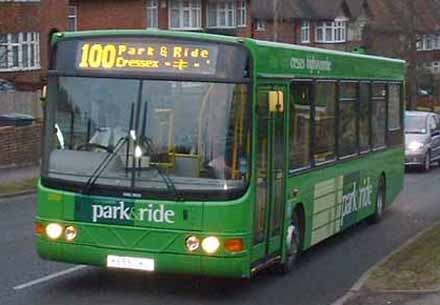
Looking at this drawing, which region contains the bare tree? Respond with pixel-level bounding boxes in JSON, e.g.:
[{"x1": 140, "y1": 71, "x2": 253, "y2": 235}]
[
  {"x1": 272, "y1": 0, "x2": 280, "y2": 42},
  {"x1": 364, "y1": 0, "x2": 440, "y2": 109}
]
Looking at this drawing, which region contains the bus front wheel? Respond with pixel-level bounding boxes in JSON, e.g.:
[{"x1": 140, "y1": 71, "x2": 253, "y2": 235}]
[{"x1": 278, "y1": 214, "x2": 302, "y2": 274}]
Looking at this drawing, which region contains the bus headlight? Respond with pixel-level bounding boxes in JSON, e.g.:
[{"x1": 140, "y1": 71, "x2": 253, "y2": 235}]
[
  {"x1": 46, "y1": 223, "x2": 63, "y2": 240},
  {"x1": 201, "y1": 236, "x2": 220, "y2": 254},
  {"x1": 185, "y1": 236, "x2": 200, "y2": 252},
  {"x1": 64, "y1": 226, "x2": 78, "y2": 241}
]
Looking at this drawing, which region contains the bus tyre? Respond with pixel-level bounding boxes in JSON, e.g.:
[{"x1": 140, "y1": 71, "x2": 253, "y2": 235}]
[
  {"x1": 278, "y1": 215, "x2": 301, "y2": 274},
  {"x1": 368, "y1": 177, "x2": 385, "y2": 224}
]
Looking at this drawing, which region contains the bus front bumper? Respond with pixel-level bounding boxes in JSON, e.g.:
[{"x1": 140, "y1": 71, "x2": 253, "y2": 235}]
[{"x1": 36, "y1": 238, "x2": 250, "y2": 278}]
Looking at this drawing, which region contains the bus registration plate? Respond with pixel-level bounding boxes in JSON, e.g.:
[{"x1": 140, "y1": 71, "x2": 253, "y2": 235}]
[{"x1": 107, "y1": 255, "x2": 155, "y2": 272}]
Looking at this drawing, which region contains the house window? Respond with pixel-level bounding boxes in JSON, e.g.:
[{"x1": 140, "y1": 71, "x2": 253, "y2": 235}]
[
  {"x1": 68, "y1": 5, "x2": 78, "y2": 31},
  {"x1": 0, "y1": 35, "x2": 7, "y2": 69},
  {"x1": 315, "y1": 20, "x2": 346, "y2": 43},
  {"x1": 426, "y1": 35, "x2": 433, "y2": 49},
  {"x1": 300, "y1": 21, "x2": 310, "y2": 43},
  {"x1": 0, "y1": 32, "x2": 40, "y2": 71},
  {"x1": 430, "y1": 61, "x2": 440, "y2": 73},
  {"x1": 10, "y1": 33, "x2": 19, "y2": 68},
  {"x1": 169, "y1": 0, "x2": 201, "y2": 30},
  {"x1": 207, "y1": 1, "x2": 236, "y2": 28},
  {"x1": 255, "y1": 19, "x2": 265, "y2": 31},
  {"x1": 334, "y1": 21, "x2": 346, "y2": 41},
  {"x1": 146, "y1": 0, "x2": 159, "y2": 28},
  {"x1": 419, "y1": 34, "x2": 440, "y2": 51},
  {"x1": 237, "y1": 0, "x2": 247, "y2": 27}
]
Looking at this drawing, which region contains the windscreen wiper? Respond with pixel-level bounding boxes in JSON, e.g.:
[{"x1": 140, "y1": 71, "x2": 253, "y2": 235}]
[
  {"x1": 81, "y1": 136, "x2": 128, "y2": 195},
  {"x1": 81, "y1": 102, "x2": 136, "y2": 195},
  {"x1": 139, "y1": 135, "x2": 182, "y2": 201}
]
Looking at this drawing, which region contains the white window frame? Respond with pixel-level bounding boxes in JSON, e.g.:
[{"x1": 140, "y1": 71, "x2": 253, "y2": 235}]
[
  {"x1": 237, "y1": 0, "x2": 247, "y2": 28},
  {"x1": 207, "y1": 1, "x2": 236, "y2": 29},
  {"x1": 10, "y1": 33, "x2": 20, "y2": 69},
  {"x1": 0, "y1": 35, "x2": 8, "y2": 69},
  {"x1": 146, "y1": 0, "x2": 159, "y2": 28},
  {"x1": 432, "y1": 61, "x2": 440, "y2": 73},
  {"x1": 68, "y1": 5, "x2": 78, "y2": 31},
  {"x1": 0, "y1": 0, "x2": 41, "y2": 2},
  {"x1": 0, "y1": 32, "x2": 40, "y2": 72},
  {"x1": 300, "y1": 20, "x2": 310, "y2": 43},
  {"x1": 418, "y1": 34, "x2": 440, "y2": 51},
  {"x1": 169, "y1": 0, "x2": 201, "y2": 30},
  {"x1": 255, "y1": 19, "x2": 265, "y2": 31},
  {"x1": 315, "y1": 20, "x2": 346, "y2": 43}
]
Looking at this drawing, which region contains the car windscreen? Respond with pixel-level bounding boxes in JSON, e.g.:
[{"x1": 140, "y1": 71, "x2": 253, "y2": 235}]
[{"x1": 405, "y1": 115, "x2": 427, "y2": 134}]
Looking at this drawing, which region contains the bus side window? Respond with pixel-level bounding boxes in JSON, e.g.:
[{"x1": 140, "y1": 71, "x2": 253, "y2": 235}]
[
  {"x1": 387, "y1": 83, "x2": 403, "y2": 147},
  {"x1": 372, "y1": 83, "x2": 387, "y2": 149},
  {"x1": 314, "y1": 81, "x2": 337, "y2": 164},
  {"x1": 359, "y1": 82, "x2": 371, "y2": 153},
  {"x1": 289, "y1": 81, "x2": 312, "y2": 170},
  {"x1": 338, "y1": 82, "x2": 358, "y2": 158}
]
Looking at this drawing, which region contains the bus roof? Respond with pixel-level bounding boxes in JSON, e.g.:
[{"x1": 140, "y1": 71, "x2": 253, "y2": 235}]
[
  {"x1": 53, "y1": 29, "x2": 245, "y2": 45},
  {"x1": 252, "y1": 40, "x2": 405, "y2": 64}
]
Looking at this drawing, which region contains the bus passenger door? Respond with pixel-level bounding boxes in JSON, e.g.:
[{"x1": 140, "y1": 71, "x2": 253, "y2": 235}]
[{"x1": 252, "y1": 86, "x2": 287, "y2": 263}]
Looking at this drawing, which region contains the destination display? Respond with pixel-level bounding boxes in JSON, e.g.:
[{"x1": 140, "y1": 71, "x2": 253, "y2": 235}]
[{"x1": 76, "y1": 40, "x2": 219, "y2": 75}]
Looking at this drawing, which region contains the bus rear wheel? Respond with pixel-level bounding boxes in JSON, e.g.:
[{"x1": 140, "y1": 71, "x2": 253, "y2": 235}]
[
  {"x1": 278, "y1": 214, "x2": 301, "y2": 274},
  {"x1": 368, "y1": 176, "x2": 385, "y2": 224}
]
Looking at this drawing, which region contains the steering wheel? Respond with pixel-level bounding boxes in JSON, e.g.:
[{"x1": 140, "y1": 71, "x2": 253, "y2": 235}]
[{"x1": 75, "y1": 143, "x2": 113, "y2": 153}]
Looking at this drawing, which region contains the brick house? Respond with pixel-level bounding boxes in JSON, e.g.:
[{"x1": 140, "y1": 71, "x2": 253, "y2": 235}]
[
  {"x1": 253, "y1": 0, "x2": 371, "y2": 51},
  {"x1": 0, "y1": 0, "x2": 68, "y2": 168},
  {"x1": 64, "y1": 0, "x2": 369, "y2": 51},
  {"x1": 67, "y1": 0, "x2": 253, "y2": 38},
  {"x1": 362, "y1": 0, "x2": 440, "y2": 107},
  {"x1": 0, "y1": 0, "x2": 69, "y2": 90}
]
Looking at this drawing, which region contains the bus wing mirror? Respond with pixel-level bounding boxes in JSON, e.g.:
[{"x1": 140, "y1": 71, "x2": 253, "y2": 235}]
[{"x1": 268, "y1": 91, "x2": 284, "y2": 113}]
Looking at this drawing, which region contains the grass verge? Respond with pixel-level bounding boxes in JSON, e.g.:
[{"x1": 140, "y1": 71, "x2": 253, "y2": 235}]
[
  {"x1": 366, "y1": 223, "x2": 440, "y2": 291},
  {"x1": 0, "y1": 177, "x2": 38, "y2": 196}
]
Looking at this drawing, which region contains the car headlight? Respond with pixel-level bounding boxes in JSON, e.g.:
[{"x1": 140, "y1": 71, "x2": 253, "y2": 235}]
[
  {"x1": 408, "y1": 141, "x2": 424, "y2": 152},
  {"x1": 201, "y1": 236, "x2": 220, "y2": 254},
  {"x1": 46, "y1": 223, "x2": 63, "y2": 240}
]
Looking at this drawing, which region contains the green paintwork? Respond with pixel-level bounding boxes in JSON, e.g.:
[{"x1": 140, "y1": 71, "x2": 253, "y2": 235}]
[
  {"x1": 250, "y1": 40, "x2": 404, "y2": 80},
  {"x1": 37, "y1": 30, "x2": 405, "y2": 278}
]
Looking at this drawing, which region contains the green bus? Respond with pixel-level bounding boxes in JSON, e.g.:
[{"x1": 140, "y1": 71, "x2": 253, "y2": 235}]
[{"x1": 36, "y1": 30, "x2": 405, "y2": 278}]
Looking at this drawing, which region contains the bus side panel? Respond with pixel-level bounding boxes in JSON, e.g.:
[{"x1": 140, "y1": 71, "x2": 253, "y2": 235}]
[
  {"x1": 37, "y1": 182, "x2": 65, "y2": 219},
  {"x1": 384, "y1": 148, "x2": 405, "y2": 208},
  {"x1": 287, "y1": 148, "x2": 404, "y2": 250}
]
